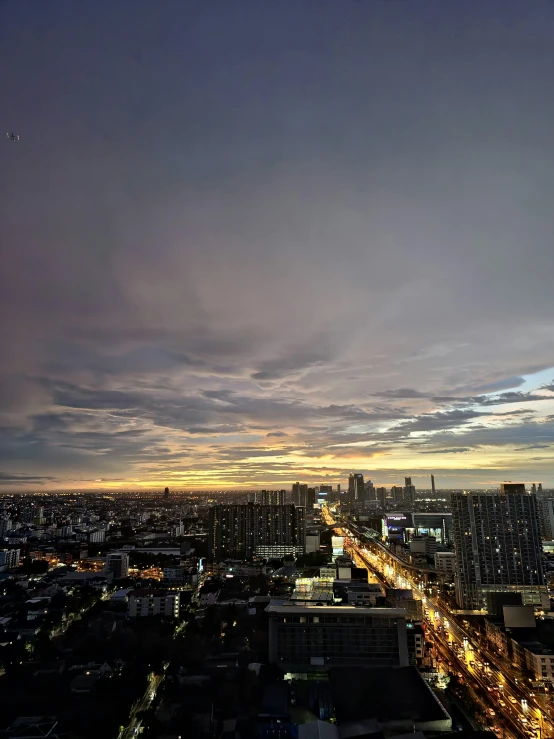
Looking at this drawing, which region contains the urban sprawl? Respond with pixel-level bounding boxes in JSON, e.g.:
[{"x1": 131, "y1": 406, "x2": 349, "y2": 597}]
[{"x1": 0, "y1": 478, "x2": 553, "y2": 739}]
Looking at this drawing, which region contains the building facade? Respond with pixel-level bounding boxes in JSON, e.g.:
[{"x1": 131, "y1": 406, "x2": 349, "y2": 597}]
[
  {"x1": 348, "y1": 473, "x2": 365, "y2": 504},
  {"x1": 208, "y1": 503, "x2": 306, "y2": 560},
  {"x1": 268, "y1": 604, "x2": 409, "y2": 670},
  {"x1": 292, "y1": 482, "x2": 308, "y2": 506},
  {"x1": 452, "y1": 486, "x2": 546, "y2": 610},
  {"x1": 256, "y1": 490, "x2": 286, "y2": 505},
  {"x1": 128, "y1": 588, "x2": 180, "y2": 617},
  {"x1": 539, "y1": 498, "x2": 554, "y2": 540},
  {"x1": 0, "y1": 548, "x2": 20, "y2": 569},
  {"x1": 105, "y1": 551, "x2": 130, "y2": 579},
  {"x1": 434, "y1": 551, "x2": 456, "y2": 578}
]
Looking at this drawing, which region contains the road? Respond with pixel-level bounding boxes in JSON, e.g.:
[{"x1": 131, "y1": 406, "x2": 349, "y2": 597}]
[
  {"x1": 323, "y1": 508, "x2": 551, "y2": 739},
  {"x1": 119, "y1": 669, "x2": 165, "y2": 739}
]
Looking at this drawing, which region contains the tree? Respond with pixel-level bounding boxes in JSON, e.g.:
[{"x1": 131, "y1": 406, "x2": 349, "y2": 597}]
[{"x1": 21, "y1": 557, "x2": 49, "y2": 574}]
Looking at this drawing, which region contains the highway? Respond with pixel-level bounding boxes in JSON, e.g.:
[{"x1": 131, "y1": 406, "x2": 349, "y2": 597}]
[{"x1": 323, "y1": 508, "x2": 551, "y2": 739}]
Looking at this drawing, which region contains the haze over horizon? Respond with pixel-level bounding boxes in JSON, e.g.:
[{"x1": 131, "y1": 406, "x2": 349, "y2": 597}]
[{"x1": 1, "y1": 1, "x2": 554, "y2": 492}]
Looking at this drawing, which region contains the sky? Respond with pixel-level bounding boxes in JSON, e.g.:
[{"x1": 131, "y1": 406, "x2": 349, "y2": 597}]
[{"x1": 1, "y1": 0, "x2": 554, "y2": 492}]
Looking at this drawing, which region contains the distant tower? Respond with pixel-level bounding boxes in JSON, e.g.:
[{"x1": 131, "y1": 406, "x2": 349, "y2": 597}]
[
  {"x1": 163, "y1": 487, "x2": 170, "y2": 501},
  {"x1": 431, "y1": 474, "x2": 436, "y2": 495},
  {"x1": 531, "y1": 483, "x2": 537, "y2": 494}
]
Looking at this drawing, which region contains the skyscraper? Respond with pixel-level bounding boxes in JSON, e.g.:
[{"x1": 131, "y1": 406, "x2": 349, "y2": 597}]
[
  {"x1": 208, "y1": 503, "x2": 306, "y2": 559},
  {"x1": 390, "y1": 486, "x2": 404, "y2": 505},
  {"x1": 376, "y1": 487, "x2": 388, "y2": 508},
  {"x1": 431, "y1": 474, "x2": 436, "y2": 495},
  {"x1": 452, "y1": 485, "x2": 545, "y2": 610},
  {"x1": 292, "y1": 482, "x2": 308, "y2": 506},
  {"x1": 257, "y1": 490, "x2": 286, "y2": 505},
  {"x1": 348, "y1": 473, "x2": 365, "y2": 504},
  {"x1": 538, "y1": 499, "x2": 554, "y2": 540},
  {"x1": 403, "y1": 478, "x2": 417, "y2": 509}
]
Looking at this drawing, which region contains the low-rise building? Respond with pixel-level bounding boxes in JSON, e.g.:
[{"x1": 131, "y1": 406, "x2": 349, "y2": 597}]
[
  {"x1": 268, "y1": 604, "x2": 409, "y2": 670},
  {"x1": 128, "y1": 588, "x2": 180, "y2": 617}
]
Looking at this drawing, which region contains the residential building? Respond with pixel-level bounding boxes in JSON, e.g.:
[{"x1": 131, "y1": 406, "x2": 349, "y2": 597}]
[
  {"x1": 539, "y1": 498, "x2": 554, "y2": 540},
  {"x1": 434, "y1": 551, "x2": 456, "y2": 578},
  {"x1": 105, "y1": 551, "x2": 130, "y2": 579},
  {"x1": 452, "y1": 486, "x2": 546, "y2": 610},
  {"x1": 268, "y1": 604, "x2": 409, "y2": 670},
  {"x1": 376, "y1": 487, "x2": 387, "y2": 508},
  {"x1": 292, "y1": 482, "x2": 308, "y2": 506},
  {"x1": 403, "y1": 477, "x2": 417, "y2": 509},
  {"x1": 256, "y1": 490, "x2": 286, "y2": 505},
  {"x1": 390, "y1": 486, "x2": 404, "y2": 504},
  {"x1": 0, "y1": 548, "x2": 20, "y2": 569},
  {"x1": 88, "y1": 529, "x2": 105, "y2": 543},
  {"x1": 128, "y1": 588, "x2": 180, "y2": 617},
  {"x1": 208, "y1": 503, "x2": 306, "y2": 560}
]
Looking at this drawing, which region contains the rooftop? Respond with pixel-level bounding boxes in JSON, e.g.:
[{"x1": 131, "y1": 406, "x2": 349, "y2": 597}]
[
  {"x1": 330, "y1": 667, "x2": 450, "y2": 726},
  {"x1": 267, "y1": 604, "x2": 407, "y2": 617}
]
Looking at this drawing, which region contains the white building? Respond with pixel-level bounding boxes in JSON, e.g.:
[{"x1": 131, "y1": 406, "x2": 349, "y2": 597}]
[
  {"x1": 106, "y1": 551, "x2": 130, "y2": 579},
  {"x1": 128, "y1": 588, "x2": 180, "y2": 618},
  {"x1": 0, "y1": 549, "x2": 20, "y2": 569},
  {"x1": 434, "y1": 551, "x2": 456, "y2": 577}
]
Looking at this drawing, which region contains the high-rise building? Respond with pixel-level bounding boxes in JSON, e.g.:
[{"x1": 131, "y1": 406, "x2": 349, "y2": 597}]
[
  {"x1": 452, "y1": 485, "x2": 546, "y2": 610},
  {"x1": 376, "y1": 487, "x2": 388, "y2": 508},
  {"x1": 364, "y1": 479, "x2": 375, "y2": 501},
  {"x1": 163, "y1": 487, "x2": 170, "y2": 501},
  {"x1": 268, "y1": 604, "x2": 409, "y2": 669},
  {"x1": 0, "y1": 549, "x2": 20, "y2": 569},
  {"x1": 292, "y1": 482, "x2": 308, "y2": 506},
  {"x1": 348, "y1": 473, "x2": 365, "y2": 503},
  {"x1": 106, "y1": 551, "x2": 130, "y2": 579},
  {"x1": 431, "y1": 474, "x2": 436, "y2": 495},
  {"x1": 500, "y1": 482, "x2": 526, "y2": 495},
  {"x1": 306, "y1": 488, "x2": 316, "y2": 509},
  {"x1": 208, "y1": 503, "x2": 306, "y2": 560},
  {"x1": 257, "y1": 490, "x2": 286, "y2": 505},
  {"x1": 391, "y1": 486, "x2": 403, "y2": 505},
  {"x1": 403, "y1": 478, "x2": 416, "y2": 508},
  {"x1": 539, "y1": 499, "x2": 554, "y2": 540}
]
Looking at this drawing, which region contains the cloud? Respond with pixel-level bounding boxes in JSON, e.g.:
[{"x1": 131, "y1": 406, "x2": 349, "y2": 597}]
[
  {"x1": 419, "y1": 447, "x2": 472, "y2": 455},
  {"x1": 1, "y1": 2, "x2": 554, "y2": 488}
]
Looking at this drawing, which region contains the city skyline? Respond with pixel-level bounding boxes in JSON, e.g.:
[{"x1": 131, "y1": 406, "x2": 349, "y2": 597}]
[{"x1": 2, "y1": 1, "x2": 554, "y2": 491}]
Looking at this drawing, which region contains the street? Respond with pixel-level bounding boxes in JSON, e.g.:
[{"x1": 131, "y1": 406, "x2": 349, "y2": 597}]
[{"x1": 323, "y1": 508, "x2": 551, "y2": 739}]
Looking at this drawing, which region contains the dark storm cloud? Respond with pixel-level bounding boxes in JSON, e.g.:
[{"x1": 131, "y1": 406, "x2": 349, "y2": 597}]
[
  {"x1": 1, "y1": 0, "x2": 554, "y2": 487},
  {"x1": 0, "y1": 473, "x2": 57, "y2": 485}
]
